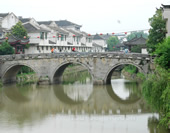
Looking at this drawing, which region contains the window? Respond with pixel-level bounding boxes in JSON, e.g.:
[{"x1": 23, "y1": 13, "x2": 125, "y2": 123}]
[
  {"x1": 46, "y1": 46, "x2": 48, "y2": 50},
  {"x1": 37, "y1": 46, "x2": 39, "y2": 50},
  {"x1": 88, "y1": 38, "x2": 91, "y2": 43},
  {"x1": 73, "y1": 36, "x2": 76, "y2": 42},
  {"x1": 40, "y1": 32, "x2": 44, "y2": 39},
  {"x1": 77, "y1": 37, "x2": 79, "y2": 44},
  {"x1": 42, "y1": 46, "x2": 44, "y2": 50},
  {"x1": 0, "y1": 33, "x2": 2, "y2": 37},
  {"x1": 61, "y1": 34, "x2": 64, "y2": 41}
]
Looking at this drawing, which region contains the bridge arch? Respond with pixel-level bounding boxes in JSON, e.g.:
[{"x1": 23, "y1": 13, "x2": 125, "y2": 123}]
[
  {"x1": 2, "y1": 63, "x2": 38, "y2": 84},
  {"x1": 51, "y1": 61, "x2": 93, "y2": 84},
  {"x1": 104, "y1": 62, "x2": 144, "y2": 84}
]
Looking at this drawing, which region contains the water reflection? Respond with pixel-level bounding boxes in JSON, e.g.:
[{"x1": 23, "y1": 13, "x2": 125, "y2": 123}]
[
  {"x1": 53, "y1": 83, "x2": 93, "y2": 104},
  {"x1": 107, "y1": 79, "x2": 141, "y2": 104},
  {"x1": 0, "y1": 76, "x2": 169, "y2": 133}
]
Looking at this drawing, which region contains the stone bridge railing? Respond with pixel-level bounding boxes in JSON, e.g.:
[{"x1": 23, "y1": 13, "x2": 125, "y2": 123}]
[{"x1": 0, "y1": 52, "x2": 153, "y2": 62}]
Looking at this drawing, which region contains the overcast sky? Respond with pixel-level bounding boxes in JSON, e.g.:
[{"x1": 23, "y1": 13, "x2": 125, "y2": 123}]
[{"x1": 1, "y1": 0, "x2": 170, "y2": 34}]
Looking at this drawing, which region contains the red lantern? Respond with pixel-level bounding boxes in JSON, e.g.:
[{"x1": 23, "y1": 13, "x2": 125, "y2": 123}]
[
  {"x1": 100, "y1": 33, "x2": 103, "y2": 35},
  {"x1": 58, "y1": 35, "x2": 61, "y2": 37},
  {"x1": 24, "y1": 36, "x2": 26, "y2": 39},
  {"x1": 73, "y1": 34, "x2": 76, "y2": 37},
  {"x1": 88, "y1": 34, "x2": 91, "y2": 36},
  {"x1": 112, "y1": 32, "x2": 115, "y2": 35},
  {"x1": 124, "y1": 32, "x2": 127, "y2": 34},
  {"x1": 53, "y1": 36, "x2": 55, "y2": 38},
  {"x1": 5, "y1": 37, "x2": 8, "y2": 40},
  {"x1": 37, "y1": 36, "x2": 40, "y2": 38}
]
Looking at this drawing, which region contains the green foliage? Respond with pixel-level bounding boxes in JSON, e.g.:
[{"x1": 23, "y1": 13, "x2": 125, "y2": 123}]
[
  {"x1": 11, "y1": 21, "x2": 28, "y2": 39},
  {"x1": 0, "y1": 40, "x2": 14, "y2": 55},
  {"x1": 123, "y1": 65, "x2": 137, "y2": 74},
  {"x1": 0, "y1": 80, "x2": 2, "y2": 88},
  {"x1": 137, "y1": 73, "x2": 146, "y2": 81},
  {"x1": 147, "y1": 9, "x2": 166, "y2": 53},
  {"x1": 154, "y1": 37, "x2": 170, "y2": 69},
  {"x1": 142, "y1": 67, "x2": 170, "y2": 128},
  {"x1": 18, "y1": 66, "x2": 35, "y2": 74},
  {"x1": 126, "y1": 31, "x2": 148, "y2": 41},
  {"x1": 107, "y1": 36, "x2": 120, "y2": 51},
  {"x1": 131, "y1": 45, "x2": 142, "y2": 53},
  {"x1": 25, "y1": 44, "x2": 30, "y2": 49}
]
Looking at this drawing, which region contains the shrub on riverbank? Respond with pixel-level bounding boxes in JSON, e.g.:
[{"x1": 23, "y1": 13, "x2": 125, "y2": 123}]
[
  {"x1": 142, "y1": 67, "x2": 170, "y2": 128},
  {"x1": 0, "y1": 80, "x2": 2, "y2": 88}
]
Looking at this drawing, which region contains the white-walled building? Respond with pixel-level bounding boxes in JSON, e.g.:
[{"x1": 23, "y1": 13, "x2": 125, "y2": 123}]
[
  {"x1": 162, "y1": 4, "x2": 170, "y2": 37},
  {"x1": 92, "y1": 34, "x2": 107, "y2": 52},
  {"x1": 0, "y1": 12, "x2": 107, "y2": 54},
  {"x1": 0, "y1": 13, "x2": 19, "y2": 39}
]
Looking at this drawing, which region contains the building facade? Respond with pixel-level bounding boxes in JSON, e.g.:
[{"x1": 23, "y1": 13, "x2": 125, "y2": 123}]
[
  {"x1": 162, "y1": 4, "x2": 170, "y2": 37},
  {"x1": 0, "y1": 12, "x2": 106, "y2": 54}
]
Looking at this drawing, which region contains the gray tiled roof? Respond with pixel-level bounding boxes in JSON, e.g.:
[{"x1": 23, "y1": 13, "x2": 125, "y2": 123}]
[
  {"x1": 49, "y1": 40, "x2": 56, "y2": 44},
  {"x1": 102, "y1": 34, "x2": 112, "y2": 40},
  {"x1": 66, "y1": 29, "x2": 83, "y2": 36},
  {"x1": 23, "y1": 23, "x2": 50, "y2": 33},
  {"x1": 162, "y1": 4, "x2": 170, "y2": 8},
  {"x1": 92, "y1": 42, "x2": 102, "y2": 47},
  {"x1": 92, "y1": 34, "x2": 105, "y2": 40},
  {"x1": 48, "y1": 26, "x2": 69, "y2": 35},
  {"x1": 38, "y1": 21, "x2": 53, "y2": 25},
  {"x1": 23, "y1": 23, "x2": 39, "y2": 33},
  {"x1": 55, "y1": 20, "x2": 81, "y2": 27},
  {"x1": 0, "y1": 13, "x2": 9, "y2": 18},
  {"x1": 0, "y1": 34, "x2": 29, "y2": 44},
  {"x1": 19, "y1": 18, "x2": 31, "y2": 23},
  {"x1": 124, "y1": 36, "x2": 147, "y2": 46}
]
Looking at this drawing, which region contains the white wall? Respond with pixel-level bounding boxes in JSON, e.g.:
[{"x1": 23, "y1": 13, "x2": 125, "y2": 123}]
[
  {"x1": 163, "y1": 8, "x2": 170, "y2": 37},
  {"x1": 141, "y1": 48, "x2": 148, "y2": 54},
  {"x1": 1, "y1": 13, "x2": 19, "y2": 29}
]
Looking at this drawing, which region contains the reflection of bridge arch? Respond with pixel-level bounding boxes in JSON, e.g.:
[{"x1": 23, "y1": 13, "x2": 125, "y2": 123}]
[
  {"x1": 2, "y1": 63, "x2": 38, "y2": 84},
  {"x1": 53, "y1": 85, "x2": 85, "y2": 105},
  {"x1": 106, "y1": 85, "x2": 141, "y2": 104},
  {"x1": 51, "y1": 61, "x2": 93, "y2": 84},
  {"x1": 105, "y1": 63, "x2": 144, "y2": 84},
  {"x1": 3, "y1": 85, "x2": 30, "y2": 102}
]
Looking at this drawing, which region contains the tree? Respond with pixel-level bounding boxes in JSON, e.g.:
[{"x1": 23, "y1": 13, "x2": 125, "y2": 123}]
[
  {"x1": 147, "y1": 8, "x2": 166, "y2": 53},
  {"x1": 142, "y1": 37, "x2": 170, "y2": 128},
  {"x1": 154, "y1": 37, "x2": 170, "y2": 69},
  {"x1": 11, "y1": 21, "x2": 28, "y2": 38},
  {"x1": 107, "y1": 36, "x2": 120, "y2": 51},
  {"x1": 142, "y1": 67, "x2": 170, "y2": 128},
  {"x1": 126, "y1": 31, "x2": 148, "y2": 41},
  {"x1": 0, "y1": 40, "x2": 14, "y2": 55}
]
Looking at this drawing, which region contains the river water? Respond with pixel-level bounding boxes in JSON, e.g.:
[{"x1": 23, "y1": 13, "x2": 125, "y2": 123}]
[{"x1": 0, "y1": 72, "x2": 169, "y2": 133}]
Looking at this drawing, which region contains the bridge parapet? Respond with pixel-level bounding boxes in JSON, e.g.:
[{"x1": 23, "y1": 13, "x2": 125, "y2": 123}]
[{"x1": 0, "y1": 52, "x2": 152, "y2": 61}]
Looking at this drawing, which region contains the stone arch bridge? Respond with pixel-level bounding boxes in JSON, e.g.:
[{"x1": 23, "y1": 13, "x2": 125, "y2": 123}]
[{"x1": 0, "y1": 52, "x2": 154, "y2": 84}]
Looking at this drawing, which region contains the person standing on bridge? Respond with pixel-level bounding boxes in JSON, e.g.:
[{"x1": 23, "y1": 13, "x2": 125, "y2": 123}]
[
  {"x1": 51, "y1": 48, "x2": 54, "y2": 53},
  {"x1": 124, "y1": 48, "x2": 129, "y2": 54},
  {"x1": 72, "y1": 47, "x2": 76, "y2": 52}
]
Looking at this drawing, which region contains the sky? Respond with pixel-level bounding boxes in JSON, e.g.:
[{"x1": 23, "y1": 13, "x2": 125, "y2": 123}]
[{"x1": 1, "y1": 0, "x2": 170, "y2": 34}]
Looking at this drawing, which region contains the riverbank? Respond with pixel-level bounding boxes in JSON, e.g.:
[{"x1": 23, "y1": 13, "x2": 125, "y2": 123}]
[{"x1": 121, "y1": 69, "x2": 145, "y2": 82}]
